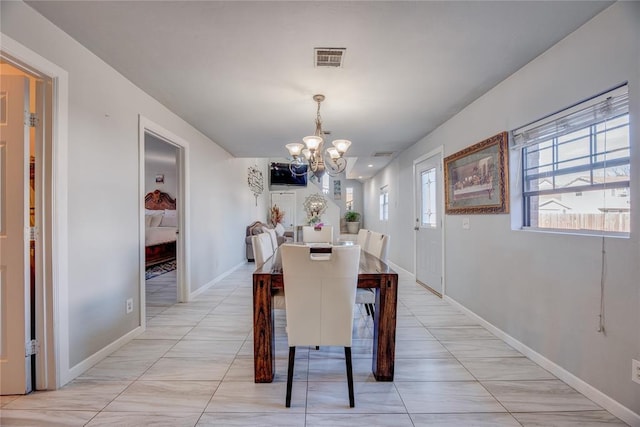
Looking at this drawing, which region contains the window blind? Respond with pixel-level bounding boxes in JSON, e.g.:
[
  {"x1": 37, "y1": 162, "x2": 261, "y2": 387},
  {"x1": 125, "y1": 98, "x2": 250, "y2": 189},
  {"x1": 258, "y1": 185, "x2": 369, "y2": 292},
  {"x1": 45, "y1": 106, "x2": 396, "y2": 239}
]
[{"x1": 512, "y1": 84, "x2": 629, "y2": 150}]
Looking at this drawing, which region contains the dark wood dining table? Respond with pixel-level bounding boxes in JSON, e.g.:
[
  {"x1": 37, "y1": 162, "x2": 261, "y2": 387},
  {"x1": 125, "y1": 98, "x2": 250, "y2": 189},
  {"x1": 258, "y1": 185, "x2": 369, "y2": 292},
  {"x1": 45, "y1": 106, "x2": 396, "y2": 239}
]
[{"x1": 252, "y1": 243, "x2": 398, "y2": 382}]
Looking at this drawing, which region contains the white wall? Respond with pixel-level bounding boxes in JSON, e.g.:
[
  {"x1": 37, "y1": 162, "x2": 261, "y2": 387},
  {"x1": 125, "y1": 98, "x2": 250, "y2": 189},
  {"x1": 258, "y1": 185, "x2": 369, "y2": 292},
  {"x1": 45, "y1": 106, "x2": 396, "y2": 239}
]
[
  {"x1": 365, "y1": 2, "x2": 640, "y2": 418},
  {"x1": 145, "y1": 133, "x2": 178, "y2": 198},
  {"x1": 1, "y1": 1, "x2": 268, "y2": 380}
]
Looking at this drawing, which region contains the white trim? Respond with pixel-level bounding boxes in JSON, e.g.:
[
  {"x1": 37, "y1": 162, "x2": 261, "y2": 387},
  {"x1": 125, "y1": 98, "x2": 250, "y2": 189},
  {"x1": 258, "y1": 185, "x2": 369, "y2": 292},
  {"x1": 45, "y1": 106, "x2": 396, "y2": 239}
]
[
  {"x1": 412, "y1": 146, "x2": 446, "y2": 296},
  {"x1": 445, "y1": 295, "x2": 640, "y2": 427},
  {"x1": 65, "y1": 326, "x2": 144, "y2": 381},
  {"x1": 189, "y1": 261, "x2": 247, "y2": 300},
  {"x1": 386, "y1": 260, "x2": 413, "y2": 280},
  {"x1": 1, "y1": 33, "x2": 69, "y2": 390},
  {"x1": 139, "y1": 116, "x2": 191, "y2": 323}
]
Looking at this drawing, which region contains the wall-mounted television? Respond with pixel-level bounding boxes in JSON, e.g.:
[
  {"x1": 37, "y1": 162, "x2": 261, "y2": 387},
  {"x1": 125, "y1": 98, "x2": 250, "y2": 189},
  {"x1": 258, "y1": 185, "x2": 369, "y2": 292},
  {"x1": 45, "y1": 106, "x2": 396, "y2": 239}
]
[{"x1": 270, "y1": 162, "x2": 308, "y2": 186}]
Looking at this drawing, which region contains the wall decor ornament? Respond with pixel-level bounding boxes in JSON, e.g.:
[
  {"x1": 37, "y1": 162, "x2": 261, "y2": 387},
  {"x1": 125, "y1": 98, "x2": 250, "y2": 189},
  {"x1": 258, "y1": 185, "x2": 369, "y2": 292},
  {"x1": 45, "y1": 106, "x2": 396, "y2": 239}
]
[
  {"x1": 247, "y1": 165, "x2": 264, "y2": 206},
  {"x1": 333, "y1": 179, "x2": 342, "y2": 200},
  {"x1": 443, "y1": 131, "x2": 509, "y2": 214},
  {"x1": 303, "y1": 193, "x2": 327, "y2": 225}
]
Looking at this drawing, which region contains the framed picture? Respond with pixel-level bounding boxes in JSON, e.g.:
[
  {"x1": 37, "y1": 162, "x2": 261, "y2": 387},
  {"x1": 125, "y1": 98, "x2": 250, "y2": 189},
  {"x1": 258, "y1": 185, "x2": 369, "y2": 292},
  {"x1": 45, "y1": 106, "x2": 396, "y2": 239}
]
[
  {"x1": 444, "y1": 131, "x2": 509, "y2": 214},
  {"x1": 155, "y1": 174, "x2": 165, "y2": 184},
  {"x1": 333, "y1": 179, "x2": 342, "y2": 200}
]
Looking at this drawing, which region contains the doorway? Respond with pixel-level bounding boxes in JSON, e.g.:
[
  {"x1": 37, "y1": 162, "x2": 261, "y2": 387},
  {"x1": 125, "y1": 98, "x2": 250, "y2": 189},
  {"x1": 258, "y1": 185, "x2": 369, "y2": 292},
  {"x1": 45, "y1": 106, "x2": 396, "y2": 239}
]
[
  {"x1": 144, "y1": 133, "x2": 179, "y2": 316},
  {"x1": 270, "y1": 191, "x2": 296, "y2": 236},
  {"x1": 414, "y1": 148, "x2": 444, "y2": 296},
  {"x1": 139, "y1": 116, "x2": 189, "y2": 325},
  {"x1": 0, "y1": 53, "x2": 54, "y2": 394}
]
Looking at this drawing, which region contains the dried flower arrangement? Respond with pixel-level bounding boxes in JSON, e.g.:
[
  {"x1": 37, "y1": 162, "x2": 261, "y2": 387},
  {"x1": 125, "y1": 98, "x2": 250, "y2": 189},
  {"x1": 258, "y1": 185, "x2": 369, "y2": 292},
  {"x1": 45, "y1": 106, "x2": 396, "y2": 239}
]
[{"x1": 270, "y1": 205, "x2": 285, "y2": 226}]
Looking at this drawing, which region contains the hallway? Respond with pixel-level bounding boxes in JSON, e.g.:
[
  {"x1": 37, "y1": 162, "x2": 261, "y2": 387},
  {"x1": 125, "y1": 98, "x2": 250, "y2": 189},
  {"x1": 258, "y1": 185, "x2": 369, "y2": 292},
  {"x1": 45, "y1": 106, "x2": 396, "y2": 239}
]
[{"x1": 0, "y1": 264, "x2": 627, "y2": 426}]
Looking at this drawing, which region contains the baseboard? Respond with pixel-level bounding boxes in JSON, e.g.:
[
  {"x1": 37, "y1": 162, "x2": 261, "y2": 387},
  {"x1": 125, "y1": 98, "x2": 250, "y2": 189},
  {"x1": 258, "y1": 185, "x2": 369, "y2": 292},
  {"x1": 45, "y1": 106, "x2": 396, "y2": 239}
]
[
  {"x1": 189, "y1": 260, "x2": 246, "y2": 300},
  {"x1": 62, "y1": 325, "x2": 144, "y2": 386},
  {"x1": 445, "y1": 295, "x2": 640, "y2": 427},
  {"x1": 387, "y1": 260, "x2": 414, "y2": 279}
]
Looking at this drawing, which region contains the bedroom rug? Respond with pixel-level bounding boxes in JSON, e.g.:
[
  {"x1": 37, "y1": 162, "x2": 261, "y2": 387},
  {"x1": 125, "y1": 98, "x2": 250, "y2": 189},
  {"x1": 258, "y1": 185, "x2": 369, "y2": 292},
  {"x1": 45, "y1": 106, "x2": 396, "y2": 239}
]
[{"x1": 145, "y1": 260, "x2": 176, "y2": 280}]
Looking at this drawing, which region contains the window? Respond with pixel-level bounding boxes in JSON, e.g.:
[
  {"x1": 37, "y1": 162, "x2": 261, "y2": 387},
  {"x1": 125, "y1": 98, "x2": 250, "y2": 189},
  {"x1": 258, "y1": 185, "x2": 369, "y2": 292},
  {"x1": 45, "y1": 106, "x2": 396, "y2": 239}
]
[
  {"x1": 322, "y1": 174, "x2": 329, "y2": 195},
  {"x1": 513, "y1": 84, "x2": 630, "y2": 235},
  {"x1": 379, "y1": 186, "x2": 389, "y2": 221},
  {"x1": 421, "y1": 167, "x2": 437, "y2": 227},
  {"x1": 345, "y1": 187, "x2": 354, "y2": 211}
]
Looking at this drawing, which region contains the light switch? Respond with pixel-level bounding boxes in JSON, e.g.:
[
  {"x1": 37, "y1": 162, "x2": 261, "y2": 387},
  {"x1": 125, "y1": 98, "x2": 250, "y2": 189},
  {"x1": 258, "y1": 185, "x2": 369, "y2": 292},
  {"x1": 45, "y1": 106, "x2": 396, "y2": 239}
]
[{"x1": 462, "y1": 218, "x2": 470, "y2": 230}]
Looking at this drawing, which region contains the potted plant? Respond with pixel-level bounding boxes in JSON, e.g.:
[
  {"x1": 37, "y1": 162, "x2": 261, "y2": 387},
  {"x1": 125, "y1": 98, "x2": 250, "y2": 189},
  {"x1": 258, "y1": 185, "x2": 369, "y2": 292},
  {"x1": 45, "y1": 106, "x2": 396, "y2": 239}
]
[{"x1": 344, "y1": 211, "x2": 361, "y2": 234}]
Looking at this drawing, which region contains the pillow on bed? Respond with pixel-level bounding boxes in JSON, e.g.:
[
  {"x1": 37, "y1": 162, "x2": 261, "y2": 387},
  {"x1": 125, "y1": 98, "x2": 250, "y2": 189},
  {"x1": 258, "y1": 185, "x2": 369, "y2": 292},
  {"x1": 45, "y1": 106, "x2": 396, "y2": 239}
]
[
  {"x1": 145, "y1": 215, "x2": 154, "y2": 228},
  {"x1": 145, "y1": 209, "x2": 164, "y2": 215},
  {"x1": 160, "y1": 214, "x2": 177, "y2": 227},
  {"x1": 147, "y1": 213, "x2": 163, "y2": 227},
  {"x1": 164, "y1": 209, "x2": 177, "y2": 217}
]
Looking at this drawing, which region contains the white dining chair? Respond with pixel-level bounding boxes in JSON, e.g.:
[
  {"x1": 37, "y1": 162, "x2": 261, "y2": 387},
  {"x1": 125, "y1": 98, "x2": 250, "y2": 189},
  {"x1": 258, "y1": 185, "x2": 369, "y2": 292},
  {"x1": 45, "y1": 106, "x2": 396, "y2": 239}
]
[
  {"x1": 251, "y1": 233, "x2": 285, "y2": 309},
  {"x1": 355, "y1": 229, "x2": 373, "y2": 317},
  {"x1": 280, "y1": 244, "x2": 360, "y2": 408},
  {"x1": 264, "y1": 227, "x2": 279, "y2": 252},
  {"x1": 356, "y1": 229, "x2": 370, "y2": 248},
  {"x1": 358, "y1": 231, "x2": 389, "y2": 320},
  {"x1": 366, "y1": 231, "x2": 389, "y2": 262},
  {"x1": 251, "y1": 233, "x2": 274, "y2": 266},
  {"x1": 302, "y1": 225, "x2": 333, "y2": 243}
]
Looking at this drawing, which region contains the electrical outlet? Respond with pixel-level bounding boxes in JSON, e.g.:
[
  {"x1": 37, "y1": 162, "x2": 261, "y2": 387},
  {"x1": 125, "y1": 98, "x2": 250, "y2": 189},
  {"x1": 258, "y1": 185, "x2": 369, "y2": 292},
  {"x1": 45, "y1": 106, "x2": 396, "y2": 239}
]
[
  {"x1": 462, "y1": 218, "x2": 470, "y2": 230},
  {"x1": 126, "y1": 298, "x2": 134, "y2": 314},
  {"x1": 633, "y1": 359, "x2": 640, "y2": 385}
]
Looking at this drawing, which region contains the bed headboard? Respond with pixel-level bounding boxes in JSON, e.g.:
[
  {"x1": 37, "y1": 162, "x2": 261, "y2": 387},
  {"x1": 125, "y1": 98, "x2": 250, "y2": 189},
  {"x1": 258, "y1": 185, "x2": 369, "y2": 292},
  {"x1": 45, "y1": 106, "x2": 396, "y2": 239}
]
[{"x1": 145, "y1": 190, "x2": 176, "y2": 210}]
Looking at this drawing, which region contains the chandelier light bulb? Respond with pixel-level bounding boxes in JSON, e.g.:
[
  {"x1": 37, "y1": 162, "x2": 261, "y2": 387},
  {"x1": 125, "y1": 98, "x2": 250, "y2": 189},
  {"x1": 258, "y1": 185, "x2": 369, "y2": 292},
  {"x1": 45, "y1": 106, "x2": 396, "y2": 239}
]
[
  {"x1": 286, "y1": 142, "x2": 304, "y2": 157},
  {"x1": 332, "y1": 139, "x2": 351, "y2": 155},
  {"x1": 303, "y1": 135, "x2": 322, "y2": 151},
  {"x1": 326, "y1": 147, "x2": 340, "y2": 159}
]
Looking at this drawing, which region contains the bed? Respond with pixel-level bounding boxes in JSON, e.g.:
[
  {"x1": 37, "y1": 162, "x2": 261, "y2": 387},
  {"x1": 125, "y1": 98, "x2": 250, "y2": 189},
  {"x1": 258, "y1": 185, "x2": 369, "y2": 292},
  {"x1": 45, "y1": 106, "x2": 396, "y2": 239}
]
[{"x1": 145, "y1": 190, "x2": 177, "y2": 267}]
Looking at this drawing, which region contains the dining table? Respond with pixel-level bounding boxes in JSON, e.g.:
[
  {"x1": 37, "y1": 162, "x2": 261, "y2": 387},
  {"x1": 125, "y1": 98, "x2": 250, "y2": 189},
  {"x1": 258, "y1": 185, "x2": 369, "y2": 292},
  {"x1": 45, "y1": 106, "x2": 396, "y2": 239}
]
[{"x1": 252, "y1": 242, "x2": 398, "y2": 383}]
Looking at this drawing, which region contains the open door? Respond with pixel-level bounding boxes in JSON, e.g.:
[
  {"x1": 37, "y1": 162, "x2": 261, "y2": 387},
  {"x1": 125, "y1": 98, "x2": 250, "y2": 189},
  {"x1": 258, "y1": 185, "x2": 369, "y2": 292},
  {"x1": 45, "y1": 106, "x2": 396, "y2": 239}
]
[{"x1": 0, "y1": 75, "x2": 32, "y2": 394}]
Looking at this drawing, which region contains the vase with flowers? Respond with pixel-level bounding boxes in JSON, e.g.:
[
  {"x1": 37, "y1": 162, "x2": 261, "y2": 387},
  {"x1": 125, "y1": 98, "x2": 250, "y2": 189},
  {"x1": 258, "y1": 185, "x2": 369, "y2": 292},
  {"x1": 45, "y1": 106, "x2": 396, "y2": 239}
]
[{"x1": 270, "y1": 204, "x2": 285, "y2": 227}]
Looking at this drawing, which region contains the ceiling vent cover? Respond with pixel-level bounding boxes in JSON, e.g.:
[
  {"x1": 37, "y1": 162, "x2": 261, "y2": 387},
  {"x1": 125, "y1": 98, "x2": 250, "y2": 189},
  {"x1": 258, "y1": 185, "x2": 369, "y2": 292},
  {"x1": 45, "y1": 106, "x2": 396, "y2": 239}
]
[
  {"x1": 315, "y1": 48, "x2": 346, "y2": 68},
  {"x1": 373, "y1": 151, "x2": 394, "y2": 157}
]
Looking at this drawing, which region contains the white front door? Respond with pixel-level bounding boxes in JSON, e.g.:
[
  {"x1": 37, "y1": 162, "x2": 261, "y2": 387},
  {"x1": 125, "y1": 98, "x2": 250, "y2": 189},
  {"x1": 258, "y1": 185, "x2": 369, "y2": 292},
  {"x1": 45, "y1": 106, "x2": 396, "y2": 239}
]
[
  {"x1": 414, "y1": 150, "x2": 443, "y2": 296},
  {"x1": 270, "y1": 191, "x2": 296, "y2": 231},
  {"x1": 0, "y1": 75, "x2": 31, "y2": 394}
]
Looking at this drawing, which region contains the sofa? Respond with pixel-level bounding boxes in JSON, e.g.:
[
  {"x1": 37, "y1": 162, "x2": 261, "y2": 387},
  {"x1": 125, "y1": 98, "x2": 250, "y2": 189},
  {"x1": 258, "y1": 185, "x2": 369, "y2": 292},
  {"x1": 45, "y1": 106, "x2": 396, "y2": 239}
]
[{"x1": 245, "y1": 221, "x2": 293, "y2": 261}]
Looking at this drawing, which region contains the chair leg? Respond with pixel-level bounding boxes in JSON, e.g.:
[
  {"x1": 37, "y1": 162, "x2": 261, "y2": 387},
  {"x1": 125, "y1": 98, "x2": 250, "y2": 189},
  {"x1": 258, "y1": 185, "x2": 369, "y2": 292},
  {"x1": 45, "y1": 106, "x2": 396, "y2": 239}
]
[
  {"x1": 286, "y1": 347, "x2": 296, "y2": 408},
  {"x1": 367, "y1": 303, "x2": 375, "y2": 320},
  {"x1": 364, "y1": 303, "x2": 371, "y2": 316},
  {"x1": 344, "y1": 347, "x2": 355, "y2": 408}
]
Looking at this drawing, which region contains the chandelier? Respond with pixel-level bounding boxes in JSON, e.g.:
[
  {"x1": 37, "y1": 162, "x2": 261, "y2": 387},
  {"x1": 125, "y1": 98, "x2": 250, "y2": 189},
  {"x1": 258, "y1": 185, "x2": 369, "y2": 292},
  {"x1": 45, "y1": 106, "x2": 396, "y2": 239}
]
[{"x1": 285, "y1": 94, "x2": 351, "y2": 179}]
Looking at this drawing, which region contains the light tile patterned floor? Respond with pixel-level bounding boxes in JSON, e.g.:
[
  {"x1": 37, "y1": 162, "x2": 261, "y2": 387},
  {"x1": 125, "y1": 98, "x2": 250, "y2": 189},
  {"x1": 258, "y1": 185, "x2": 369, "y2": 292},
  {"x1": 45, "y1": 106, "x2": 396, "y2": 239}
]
[{"x1": 0, "y1": 264, "x2": 628, "y2": 426}]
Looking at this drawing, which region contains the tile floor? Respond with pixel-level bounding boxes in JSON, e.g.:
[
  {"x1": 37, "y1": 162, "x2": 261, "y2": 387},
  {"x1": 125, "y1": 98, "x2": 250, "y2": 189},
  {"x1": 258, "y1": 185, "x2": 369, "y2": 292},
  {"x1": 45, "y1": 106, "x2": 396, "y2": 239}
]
[{"x1": 0, "y1": 264, "x2": 629, "y2": 426}]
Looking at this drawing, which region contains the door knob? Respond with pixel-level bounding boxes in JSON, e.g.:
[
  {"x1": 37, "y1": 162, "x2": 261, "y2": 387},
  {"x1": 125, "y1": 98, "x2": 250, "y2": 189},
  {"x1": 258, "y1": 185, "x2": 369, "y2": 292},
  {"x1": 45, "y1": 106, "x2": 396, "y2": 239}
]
[{"x1": 414, "y1": 227, "x2": 419, "y2": 231}]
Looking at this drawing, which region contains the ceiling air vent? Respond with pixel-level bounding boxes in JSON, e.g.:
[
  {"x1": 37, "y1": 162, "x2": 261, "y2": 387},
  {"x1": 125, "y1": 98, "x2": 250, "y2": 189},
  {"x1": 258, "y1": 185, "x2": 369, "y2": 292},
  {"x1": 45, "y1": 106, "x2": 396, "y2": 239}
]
[
  {"x1": 315, "y1": 48, "x2": 346, "y2": 68},
  {"x1": 373, "y1": 152, "x2": 394, "y2": 157}
]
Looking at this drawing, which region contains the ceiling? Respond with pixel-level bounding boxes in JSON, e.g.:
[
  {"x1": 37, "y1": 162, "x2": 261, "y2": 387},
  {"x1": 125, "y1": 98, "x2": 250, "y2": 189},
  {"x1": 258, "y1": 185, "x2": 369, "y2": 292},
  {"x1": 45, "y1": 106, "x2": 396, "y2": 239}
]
[{"x1": 25, "y1": 1, "x2": 611, "y2": 180}]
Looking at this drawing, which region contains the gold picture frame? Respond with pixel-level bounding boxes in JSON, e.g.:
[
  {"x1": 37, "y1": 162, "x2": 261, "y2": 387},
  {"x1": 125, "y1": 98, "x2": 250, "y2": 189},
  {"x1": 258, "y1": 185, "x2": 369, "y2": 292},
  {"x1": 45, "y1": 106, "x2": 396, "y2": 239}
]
[{"x1": 444, "y1": 131, "x2": 509, "y2": 214}]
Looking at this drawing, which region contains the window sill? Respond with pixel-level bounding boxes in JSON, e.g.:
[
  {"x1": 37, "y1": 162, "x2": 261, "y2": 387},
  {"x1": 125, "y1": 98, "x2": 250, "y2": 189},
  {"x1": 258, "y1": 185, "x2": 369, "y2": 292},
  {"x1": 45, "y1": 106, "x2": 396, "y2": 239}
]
[{"x1": 518, "y1": 227, "x2": 630, "y2": 239}]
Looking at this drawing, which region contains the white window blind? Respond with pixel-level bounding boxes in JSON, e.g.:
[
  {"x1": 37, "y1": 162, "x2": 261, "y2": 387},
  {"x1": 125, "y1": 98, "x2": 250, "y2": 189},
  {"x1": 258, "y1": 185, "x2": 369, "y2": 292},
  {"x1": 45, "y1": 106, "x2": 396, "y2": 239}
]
[{"x1": 512, "y1": 84, "x2": 629, "y2": 150}]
